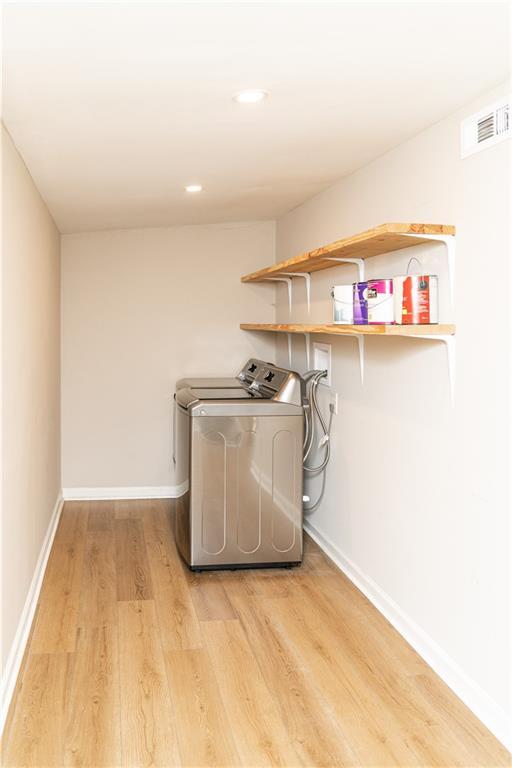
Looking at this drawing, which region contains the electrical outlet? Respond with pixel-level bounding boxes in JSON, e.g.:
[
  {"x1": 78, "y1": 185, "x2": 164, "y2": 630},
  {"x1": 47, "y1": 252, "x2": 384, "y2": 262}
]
[{"x1": 330, "y1": 392, "x2": 338, "y2": 415}]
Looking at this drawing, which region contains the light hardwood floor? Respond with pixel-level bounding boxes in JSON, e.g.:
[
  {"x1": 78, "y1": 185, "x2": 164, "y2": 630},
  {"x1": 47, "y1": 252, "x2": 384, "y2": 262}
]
[{"x1": 2, "y1": 500, "x2": 509, "y2": 767}]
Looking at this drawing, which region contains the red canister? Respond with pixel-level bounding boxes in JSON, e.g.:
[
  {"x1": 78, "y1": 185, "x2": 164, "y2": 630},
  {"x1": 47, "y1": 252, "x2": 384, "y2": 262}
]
[{"x1": 393, "y1": 275, "x2": 439, "y2": 324}]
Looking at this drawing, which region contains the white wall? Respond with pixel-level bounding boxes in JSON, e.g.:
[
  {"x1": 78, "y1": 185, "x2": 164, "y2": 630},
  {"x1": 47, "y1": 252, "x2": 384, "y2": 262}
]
[
  {"x1": 274, "y1": 84, "x2": 511, "y2": 746},
  {"x1": 61, "y1": 222, "x2": 275, "y2": 494},
  {"x1": 1, "y1": 126, "x2": 61, "y2": 671}
]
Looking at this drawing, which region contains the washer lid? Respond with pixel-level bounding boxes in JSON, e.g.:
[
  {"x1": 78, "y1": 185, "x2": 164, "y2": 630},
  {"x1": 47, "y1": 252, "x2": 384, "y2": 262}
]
[
  {"x1": 175, "y1": 376, "x2": 240, "y2": 390},
  {"x1": 188, "y1": 387, "x2": 256, "y2": 400},
  {"x1": 176, "y1": 386, "x2": 256, "y2": 409}
]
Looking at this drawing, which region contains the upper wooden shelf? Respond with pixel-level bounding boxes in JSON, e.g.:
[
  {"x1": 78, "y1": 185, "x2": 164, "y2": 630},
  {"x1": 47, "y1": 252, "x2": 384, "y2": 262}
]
[
  {"x1": 241, "y1": 223, "x2": 455, "y2": 283},
  {"x1": 240, "y1": 323, "x2": 455, "y2": 337}
]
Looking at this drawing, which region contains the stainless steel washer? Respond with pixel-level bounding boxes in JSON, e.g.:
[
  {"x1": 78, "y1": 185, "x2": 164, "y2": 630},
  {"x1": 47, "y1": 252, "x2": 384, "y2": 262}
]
[{"x1": 175, "y1": 364, "x2": 304, "y2": 570}]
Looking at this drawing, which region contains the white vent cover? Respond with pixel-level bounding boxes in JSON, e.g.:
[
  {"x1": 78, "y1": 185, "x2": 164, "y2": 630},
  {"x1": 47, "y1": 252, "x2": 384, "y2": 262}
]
[{"x1": 461, "y1": 96, "x2": 510, "y2": 158}]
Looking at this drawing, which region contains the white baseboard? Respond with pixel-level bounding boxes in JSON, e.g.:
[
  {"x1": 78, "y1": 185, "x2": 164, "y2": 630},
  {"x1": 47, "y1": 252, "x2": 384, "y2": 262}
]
[
  {"x1": 0, "y1": 493, "x2": 64, "y2": 736},
  {"x1": 62, "y1": 482, "x2": 188, "y2": 501},
  {"x1": 304, "y1": 519, "x2": 512, "y2": 752}
]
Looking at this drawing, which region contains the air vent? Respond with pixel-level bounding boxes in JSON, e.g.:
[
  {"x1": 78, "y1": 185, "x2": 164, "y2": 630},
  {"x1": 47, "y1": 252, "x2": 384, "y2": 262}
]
[
  {"x1": 461, "y1": 97, "x2": 510, "y2": 158},
  {"x1": 477, "y1": 113, "x2": 494, "y2": 143}
]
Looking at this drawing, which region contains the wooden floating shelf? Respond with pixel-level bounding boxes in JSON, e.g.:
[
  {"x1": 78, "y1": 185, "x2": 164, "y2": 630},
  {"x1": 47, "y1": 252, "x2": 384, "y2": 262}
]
[
  {"x1": 241, "y1": 223, "x2": 455, "y2": 282},
  {"x1": 240, "y1": 323, "x2": 455, "y2": 337}
]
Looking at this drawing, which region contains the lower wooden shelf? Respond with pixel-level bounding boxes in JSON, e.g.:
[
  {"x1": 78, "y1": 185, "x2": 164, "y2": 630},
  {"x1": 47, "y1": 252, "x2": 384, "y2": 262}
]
[{"x1": 240, "y1": 322, "x2": 455, "y2": 337}]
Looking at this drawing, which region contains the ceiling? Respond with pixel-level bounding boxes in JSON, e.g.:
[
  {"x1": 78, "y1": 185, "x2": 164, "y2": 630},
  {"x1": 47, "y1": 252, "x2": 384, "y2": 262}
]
[{"x1": 2, "y1": 2, "x2": 509, "y2": 234}]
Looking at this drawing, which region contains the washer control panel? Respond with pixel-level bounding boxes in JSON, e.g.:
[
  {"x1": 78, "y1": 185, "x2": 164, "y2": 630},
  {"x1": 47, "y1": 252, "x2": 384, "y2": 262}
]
[
  {"x1": 247, "y1": 365, "x2": 303, "y2": 406},
  {"x1": 237, "y1": 358, "x2": 269, "y2": 386}
]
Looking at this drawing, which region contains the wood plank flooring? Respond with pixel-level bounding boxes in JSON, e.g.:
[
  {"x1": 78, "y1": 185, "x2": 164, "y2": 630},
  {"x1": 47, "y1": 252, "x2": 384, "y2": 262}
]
[{"x1": 2, "y1": 500, "x2": 509, "y2": 767}]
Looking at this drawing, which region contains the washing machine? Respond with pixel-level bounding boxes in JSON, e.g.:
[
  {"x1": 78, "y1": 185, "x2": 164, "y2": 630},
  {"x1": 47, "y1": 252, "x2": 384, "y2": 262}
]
[{"x1": 174, "y1": 363, "x2": 304, "y2": 570}]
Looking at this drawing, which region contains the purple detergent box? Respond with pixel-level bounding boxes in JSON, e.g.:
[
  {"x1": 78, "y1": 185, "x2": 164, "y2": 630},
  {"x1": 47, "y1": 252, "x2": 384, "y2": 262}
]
[{"x1": 353, "y1": 282, "x2": 368, "y2": 324}]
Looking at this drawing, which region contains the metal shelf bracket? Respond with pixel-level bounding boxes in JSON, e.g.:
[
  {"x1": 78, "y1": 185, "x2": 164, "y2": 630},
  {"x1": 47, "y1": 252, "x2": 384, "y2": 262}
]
[
  {"x1": 326, "y1": 257, "x2": 365, "y2": 282},
  {"x1": 263, "y1": 277, "x2": 293, "y2": 313},
  {"x1": 303, "y1": 332, "x2": 311, "y2": 370},
  {"x1": 413, "y1": 334, "x2": 456, "y2": 405},
  {"x1": 355, "y1": 334, "x2": 365, "y2": 383},
  {"x1": 285, "y1": 331, "x2": 310, "y2": 369},
  {"x1": 283, "y1": 273, "x2": 312, "y2": 313}
]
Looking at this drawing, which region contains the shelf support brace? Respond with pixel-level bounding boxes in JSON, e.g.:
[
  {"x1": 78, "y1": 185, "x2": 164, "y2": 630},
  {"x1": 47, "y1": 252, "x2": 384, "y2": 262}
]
[
  {"x1": 355, "y1": 334, "x2": 365, "y2": 383},
  {"x1": 402, "y1": 233, "x2": 456, "y2": 314},
  {"x1": 283, "y1": 273, "x2": 311, "y2": 312},
  {"x1": 262, "y1": 277, "x2": 293, "y2": 313},
  {"x1": 325, "y1": 257, "x2": 365, "y2": 282},
  {"x1": 286, "y1": 333, "x2": 293, "y2": 367},
  {"x1": 413, "y1": 334, "x2": 456, "y2": 405},
  {"x1": 301, "y1": 332, "x2": 311, "y2": 370}
]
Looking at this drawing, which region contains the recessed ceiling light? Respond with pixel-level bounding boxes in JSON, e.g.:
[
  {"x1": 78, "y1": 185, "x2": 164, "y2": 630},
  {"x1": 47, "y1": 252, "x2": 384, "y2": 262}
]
[
  {"x1": 185, "y1": 184, "x2": 203, "y2": 193},
  {"x1": 234, "y1": 89, "x2": 267, "y2": 104}
]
